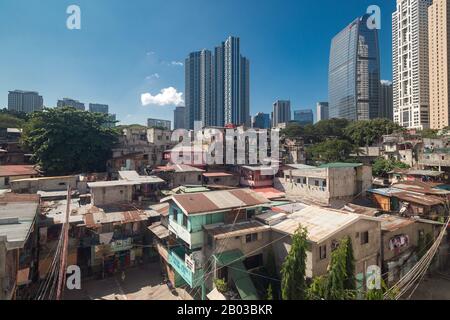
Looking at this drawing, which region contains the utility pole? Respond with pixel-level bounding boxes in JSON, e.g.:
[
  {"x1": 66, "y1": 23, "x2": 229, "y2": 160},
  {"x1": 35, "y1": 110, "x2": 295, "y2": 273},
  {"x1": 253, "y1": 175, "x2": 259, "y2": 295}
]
[{"x1": 56, "y1": 187, "x2": 71, "y2": 300}]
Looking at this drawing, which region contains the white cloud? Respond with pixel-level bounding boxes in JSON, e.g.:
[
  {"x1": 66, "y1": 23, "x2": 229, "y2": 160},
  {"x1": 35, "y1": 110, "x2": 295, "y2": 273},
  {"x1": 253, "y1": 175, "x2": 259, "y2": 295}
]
[
  {"x1": 146, "y1": 51, "x2": 156, "y2": 56},
  {"x1": 146, "y1": 73, "x2": 160, "y2": 80},
  {"x1": 141, "y1": 87, "x2": 184, "y2": 107},
  {"x1": 170, "y1": 61, "x2": 183, "y2": 67}
]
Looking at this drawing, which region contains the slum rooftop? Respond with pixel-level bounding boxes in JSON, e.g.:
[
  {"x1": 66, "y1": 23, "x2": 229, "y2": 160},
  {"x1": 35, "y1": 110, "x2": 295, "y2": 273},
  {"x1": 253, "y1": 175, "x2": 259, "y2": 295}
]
[
  {"x1": 0, "y1": 165, "x2": 38, "y2": 177},
  {"x1": 271, "y1": 205, "x2": 378, "y2": 243},
  {"x1": 118, "y1": 170, "x2": 165, "y2": 184},
  {"x1": 0, "y1": 193, "x2": 39, "y2": 249},
  {"x1": 167, "y1": 188, "x2": 270, "y2": 215}
]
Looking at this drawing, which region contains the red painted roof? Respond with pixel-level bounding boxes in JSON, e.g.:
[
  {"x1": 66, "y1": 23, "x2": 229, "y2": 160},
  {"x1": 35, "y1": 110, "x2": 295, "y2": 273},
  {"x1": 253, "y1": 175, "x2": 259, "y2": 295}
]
[
  {"x1": 0, "y1": 165, "x2": 38, "y2": 177},
  {"x1": 252, "y1": 187, "x2": 286, "y2": 200},
  {"x1": 203, "y1": 172, "x2": 233, "y2": 178}
]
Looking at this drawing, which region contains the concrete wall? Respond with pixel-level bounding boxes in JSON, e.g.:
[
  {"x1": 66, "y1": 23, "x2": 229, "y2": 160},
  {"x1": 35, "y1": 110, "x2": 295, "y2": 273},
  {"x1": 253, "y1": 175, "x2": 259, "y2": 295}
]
[
  {"x1": 275, "y1": 166, "x2": 372, "y2": 207},
  {"x1": 382, "y1": 222, "x2": 434, "y2": 263},
  {"x1": 90, "y1": 185, "x2": 133, "y2": 206},
  {"x1": 11, "y1": 176, "x2": 78, "y2": 193},
  {"x1": 172, "y1": 172, "x2": 203, "y2": 188}
]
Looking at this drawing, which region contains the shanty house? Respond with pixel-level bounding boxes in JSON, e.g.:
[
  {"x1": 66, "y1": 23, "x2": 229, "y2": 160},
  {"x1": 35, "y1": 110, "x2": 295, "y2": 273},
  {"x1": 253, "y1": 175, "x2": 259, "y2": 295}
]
[
  {"x1": 0, "y1": 194, "x2": 40, "y2": 300},
  {"x1": 270, "y1": 206, "x2": 381, "y2": 288},
  {"x1": 161, "y1": 189, "x2": 270, "y2": 298},
  {"x1": 0, "y1": 165, "x2": 38, "y2": 189}
]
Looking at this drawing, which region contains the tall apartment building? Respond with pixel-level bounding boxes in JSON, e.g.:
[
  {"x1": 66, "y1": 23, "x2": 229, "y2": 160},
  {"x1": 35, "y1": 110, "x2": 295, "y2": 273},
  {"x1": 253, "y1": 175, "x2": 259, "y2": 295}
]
[
  {"x1": 8, "y1": 90, "x2": 43, "y2": 113},
  {"x1": 174, "y1": 106, "x2": 186, "y2": 130},
  {"x1": 429, "y1": 0, "x2": 450, "y2": 129},
  {"x1": 379, "y1": 81, "x2": 394, "y2": 120},
  {"x1": 89, "y1": 103, "x2": 109, "y2": 114},
  {"x1": 392, "y1": 0, "x2": 432, "y2": 129},
  {"x1": 329, "y1": 14, "x2": 380, "y2": 121},
  {"x1": 316, "y1": 102, "x2": 329, "y2": 122},
  {"x1": 272, "y1": 100, "x2": 291, "y2": 126},
  {"x1": 185, "y1": 36, "x2": 250, "y2": 129}
]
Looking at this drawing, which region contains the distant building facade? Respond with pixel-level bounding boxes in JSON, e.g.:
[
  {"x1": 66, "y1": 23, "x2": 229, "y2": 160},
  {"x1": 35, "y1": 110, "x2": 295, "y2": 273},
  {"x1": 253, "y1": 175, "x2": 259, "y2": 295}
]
[
  {"x1": 252, "y1": 112, "x2": 271, "y2": 129},
  {"x1": 329, "y1": 14, "x2": 380, "y2": 121},
  {"x1": 294, "y1": 109, "x2": 314, "y2": 126},
  {"x1": 8, "y1": 90, "x2": 43, "y2": 114},
  {"x1": 272, "y1": 100, "x2": 291, "y2": 127},
  {"x1": 174, "y1": 106, "x2": 186, "y2": 130},
  {"x1": 148, "y1": 118, "x2": 171, "y2": 130},
  {"x1": 316, "y1": 102, "x2": 329, "y2": 122},
  {"x1": 57, "y1": 98, "x2": 85, "y2": 111},
  {"x1": 89, "y1": 103, "x2": 109, "y2": 113},
  {"x1": 379, "y1": 81, "x2": 393, "y2": 120}
]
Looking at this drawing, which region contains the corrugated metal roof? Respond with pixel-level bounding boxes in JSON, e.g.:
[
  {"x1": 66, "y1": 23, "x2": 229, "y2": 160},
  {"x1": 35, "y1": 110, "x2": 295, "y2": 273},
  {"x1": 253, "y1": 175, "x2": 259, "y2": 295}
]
[
  {"x1": 378, "y1": 214, "x2": 415, "y2": 232},
  {"x1": 170, "y1": 189, "x2": 270, "y2": 215},
  {"x1": 0, "y1": 165, "x2": 38, "y2": 177},
  {"x1": 271, "y1": 206, "x2": 372, "y2": 243},
  {"x1": 118, "y1": 171, "x2": 165, "y2": 184}
]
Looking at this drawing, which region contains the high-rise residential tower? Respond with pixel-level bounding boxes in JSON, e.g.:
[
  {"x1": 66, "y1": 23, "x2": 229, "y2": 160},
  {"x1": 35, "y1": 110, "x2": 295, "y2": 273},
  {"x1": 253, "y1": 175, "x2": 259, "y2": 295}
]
[
  {"x1": 185, "y1": 51, "x2": 206, "y2": 129},
  {"x1": 174, "y1": 106, "x2": 186, "y2": 130},
  {"x1": 57, "y1": 98, "x2": 85, "y2": 110},
  {"x1": 329, "y1": 14, "x2": 380, "y2": 121},
  {"x1": 392, "y1": 0, "x2": 432, "y2": 129},
  {"x1": 316, "y1": 102, "x2": 329, "y2": 122},
  {"x1": 8, "y1": 90, "x2": 43, "y2": 113},
  {"x1": 272, "y1": 100, "x2": 291, "y2": 126},
  {"x1": 428, "y1": 0, "x2": 450, "y2": 130},
  {"x1": 379, "y1": 80, "x2": 393, "y2": 120},
  {"x1": 223, "y1": 36, "x2": 250, "y2": 127}
]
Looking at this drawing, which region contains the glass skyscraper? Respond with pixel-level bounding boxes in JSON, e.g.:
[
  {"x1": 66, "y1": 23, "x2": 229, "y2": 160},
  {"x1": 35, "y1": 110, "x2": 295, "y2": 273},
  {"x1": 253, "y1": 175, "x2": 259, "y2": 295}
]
[{"x1": 328, "y1": 14, "x2": 380, "y2": 121}]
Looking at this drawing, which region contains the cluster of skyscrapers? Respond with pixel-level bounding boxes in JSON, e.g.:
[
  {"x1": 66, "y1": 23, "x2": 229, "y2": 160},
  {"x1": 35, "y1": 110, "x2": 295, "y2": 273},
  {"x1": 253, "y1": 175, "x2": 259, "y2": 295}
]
[
  {"x1": 184, "y1": 36, "x2": 250, "y2": 129},
  {"x1": 7, "y1": 91, "x2": 116, "y2": 125}
]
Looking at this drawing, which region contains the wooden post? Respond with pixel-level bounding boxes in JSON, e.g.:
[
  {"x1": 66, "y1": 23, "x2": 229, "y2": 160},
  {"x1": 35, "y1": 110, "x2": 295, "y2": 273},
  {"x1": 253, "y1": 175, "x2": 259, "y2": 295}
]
[{"x1": 56, "y1": 187, "x2": 71, "y2": 300}]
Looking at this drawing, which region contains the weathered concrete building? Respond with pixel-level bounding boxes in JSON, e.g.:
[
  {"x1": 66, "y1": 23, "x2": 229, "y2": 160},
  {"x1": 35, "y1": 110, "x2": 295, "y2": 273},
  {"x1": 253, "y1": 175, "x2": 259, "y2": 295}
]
[
  {"x1": 270, "y1": 206, "x2": 381, "y2": 286},
  {"x1": 0, "y1": 165, "x2": 38, "y2": 189},
  {"x1": 152, "y1": 164, "x2": 205, "y2": 189},
  {"x1": 275, "y1": 163, "x2": 372, "y2": 208},
  {"x1": 10, "y1": 175, "x2": 80, "y2": 194},
  {"x1": 0, "y1": 194, "x2": 40, "y2": 300}
]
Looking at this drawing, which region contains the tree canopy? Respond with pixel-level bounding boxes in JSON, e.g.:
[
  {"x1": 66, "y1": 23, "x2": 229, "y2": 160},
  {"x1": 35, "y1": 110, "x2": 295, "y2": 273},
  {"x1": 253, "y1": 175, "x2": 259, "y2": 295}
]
[
  {"x1": 372, "y1": 157, "x2": 410, "y2": 177},
  {"x1": 281, "y1": 227, "x2": 308, "y2": 300},
  {"x1": 307, "y1": 139, "x2": 356, "y2": 163},
  {"x1": 343, "y1": 118, "x2": 404, "y2": 147},
  {"x1": 21, "y1": 107, "x2": 118, "y2": 175}
]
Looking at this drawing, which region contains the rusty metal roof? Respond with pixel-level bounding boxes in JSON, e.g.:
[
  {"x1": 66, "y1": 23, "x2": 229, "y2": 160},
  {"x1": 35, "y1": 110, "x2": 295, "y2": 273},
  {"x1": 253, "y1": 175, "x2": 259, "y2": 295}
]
[
  {"x1": 170, "y1": 189, "x2": 270, "y2": 215},
  {"x1": 378, "y1": 214, "x2": 415, "y2": 232},
  {"x1": 205, "y1": 221, "x2": 270, "y2": 240},
  {"x1": 0, "y1": 165, "x2": 38, "y2": 177}
]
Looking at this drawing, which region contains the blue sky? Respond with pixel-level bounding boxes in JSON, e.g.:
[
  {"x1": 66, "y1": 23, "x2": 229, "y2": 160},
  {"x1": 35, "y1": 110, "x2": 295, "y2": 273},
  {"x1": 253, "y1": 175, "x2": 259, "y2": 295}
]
[{"x1": 0, "y1": 0, "x2": 396, "y2": 125}]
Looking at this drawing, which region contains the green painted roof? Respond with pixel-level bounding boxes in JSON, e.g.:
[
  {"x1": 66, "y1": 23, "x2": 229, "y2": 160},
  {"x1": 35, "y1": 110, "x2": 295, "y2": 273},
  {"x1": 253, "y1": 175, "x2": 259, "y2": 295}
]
[{"x1": 318, "y1": 162, "x2": 363, "y2": 169}]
